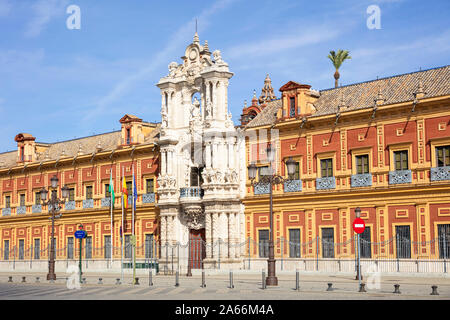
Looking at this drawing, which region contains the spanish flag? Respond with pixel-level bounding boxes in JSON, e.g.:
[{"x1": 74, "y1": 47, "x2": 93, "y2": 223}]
[{"x1": 122, "y1": 176, "x2": 128, "y2": 209}]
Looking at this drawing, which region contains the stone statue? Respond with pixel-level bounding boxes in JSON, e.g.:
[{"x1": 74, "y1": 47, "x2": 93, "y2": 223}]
[
  {"x1": 213, "y1": 50, "x2": 228, "y2": 66},
  {"x1": 168, "y1": 62, "x2": 178, "y2": 77},
  {"x1": 191, "y1": 97, "x2": 200, "y2": 118}
]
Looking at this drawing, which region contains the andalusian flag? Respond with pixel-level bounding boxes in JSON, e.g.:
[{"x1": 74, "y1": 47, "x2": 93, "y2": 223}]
[
  {"x1": 122, "y1": 175, "x2": 128, "y2": 209},
  {"x1": 109, "y1": 171, "x2": 115, "y2": 207}
]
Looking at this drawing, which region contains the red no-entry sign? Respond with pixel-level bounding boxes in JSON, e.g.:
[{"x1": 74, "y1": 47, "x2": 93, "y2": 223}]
[{"x1": 353, "y1": 218, "x2": 365, "y2": 234}]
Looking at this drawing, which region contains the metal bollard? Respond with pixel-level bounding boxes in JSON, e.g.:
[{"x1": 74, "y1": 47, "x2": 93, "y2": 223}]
[
  {"x1": 82, "y1": 278, "x2": 86, "y2": 284},
  {"x1": 98, "y1": 278, "x2": 103, "y2": 285},
  {"x1": 135, "y1": 277, "x2": 139, "y2": 285},
  {"x1": 359, "y1": 283, "x2": 366, "y2": 293},
  {"x1": 22, "y1": 276, "x2": 26, "y2": 283},
  {"x1": 201, "y1": 270, "x2": 206, "y2": 288},
  {"x1": 49, "y1": 279, "x2": 55, "y2": 284},
  {"x1": 35, "y1": 277, "x2": 40, "y2": 283},
  {"x1": 295, "y1": 270, "x2": 300, "y2": 291},
  {"x1": 149, "y1": 269, "x2": 153, "y2": 286},
  {"x1": 327, "y1": 283, "x2": 333, "y2": 291},
  {"x1": 229, "y1": 271, "x2": 234, "y2": 289},
  {"x1": 431, "y1": 285, "x2": 439, "y2": 295},
  {"x1": 116, "y1": 278, "x2": 121, "y2": 285},
  {"x1": 8, "y1": 276, "x2": 12, "y2": 282},
  {"x1": 175, "y1": 271, "x2": 179, "y2": 287},
  {"x1": 393, "y1": 284, "x2": 401, "y2": 294},
  {"x1": 262, "y1": 271, "x2": 266, "y2": 290}
]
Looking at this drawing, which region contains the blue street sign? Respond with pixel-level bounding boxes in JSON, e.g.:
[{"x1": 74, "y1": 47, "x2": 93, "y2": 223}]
[{"x1": 74, "y1": 230, "x2": 86, "y2": 239}]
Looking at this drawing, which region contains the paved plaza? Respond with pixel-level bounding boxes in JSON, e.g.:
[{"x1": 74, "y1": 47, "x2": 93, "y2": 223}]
[{"x1": 0, "y1": 272, "x2": 449, "y2": 300}]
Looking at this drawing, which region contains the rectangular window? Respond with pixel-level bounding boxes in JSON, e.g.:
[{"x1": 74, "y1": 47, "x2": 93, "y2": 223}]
[
  {"x1": 86, "y1": 186, "x2": 93, "y2": 200},
  {"x1": 436, "y1": 146, "x2": 450, "y2": 167},
  {"x1": 289, "y1": 229, "x2": 301, "y2": 258},
  {"x1": 20, "y1": 146, "x2": 24, "y2": 162},
  {"x1": 287, "y1": 161, "x2": 300, "y2": 180},
  {"x1": 4, "y1": 240, "x2": 9, "y2": 260},
  {"x1": 104, "y1": 235, "x2": 111, "y2": 259},
  {"x1": 125, "y1": 235, "x2": 131, "y2": 259},
  {"x1": 356, "y1": 155, "x2": 370, "y2": 174},
  {"x1": 67, "y1": 237, "x2": 74, "y2": 259},
  {"x1": 395, "y1": 225, "x2": 411, "y2": 259},
  {"x1": 146, "y1": 179, "x2": 154, "y2": 194},
  {"x1": 438, "y1": 224, "x2": 450, "y2": 259},
  {"x1": 394, "y1": 150, "x2": 409, "y2": 171},
  {"x1": 258, "y1": 230, "x2": 269, "y2": 258},
  {"x1": 126, "y1": 182, "x2": 132, "y2": 198},
  {"x1": 321, "y1": 228, "x2": 335, "y2": 258},
  {"x1": 320, "y1": 159, "x2": 333, "y2": 178},
  {"x1": 289, "y1": 97, "x2": 296, "y2": 117},
  {"x1": 360, "y1": 227, "x2": 372, "y2": 258},
  {"x1": 126, "y1": 128, "x2": 131, "y2": 144},
  {"x1": 190, "y1": 167, "x2": 200, "y2": 187},
  {"x1": 18, "y1": 240, "x2": 24, "y2": 260},
  {"x1": 258, "y1": 166, "x2": 269, "y2": 180},
  {"x1": 85, "y1": 236, "x2": 92, "y2": 259},
  {"x1": 35, "y1": 192, "x2": 41, "y2": 205},
  {"x1": 34, "y1": 239, "x2": 40, "y2": 260},
  {"x1": 105, "y1": 184, "x2": 111, "y2": 198},
  {"x1": 5, "y1": 195, "x2": 10, "y2": 208},
  {"x1": 20, "y1": 194, "x2": 25, "y2": 207},
  {"x1": 68, "y1": 188, "x2": 75, "y2": 201},
  {"x1": 145, "y1": 234, "x2": 154, "y2": 259}
]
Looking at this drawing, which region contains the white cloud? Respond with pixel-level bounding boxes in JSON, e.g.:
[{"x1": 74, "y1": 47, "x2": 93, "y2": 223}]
[
  {"x1": 82, "y1": 0, "x2": 239, "y2": 122},
  {"x1": 25, "y1": 0, "x2": 68, "y2": 38},
  {"x1": 0, "y1": 0, "x2": 11, "y2": 16}
]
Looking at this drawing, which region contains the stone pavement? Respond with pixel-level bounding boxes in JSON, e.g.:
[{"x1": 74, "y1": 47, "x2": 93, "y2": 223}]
[{"x1": 0, "y1": 271, "x2": 449, "y2": 300}]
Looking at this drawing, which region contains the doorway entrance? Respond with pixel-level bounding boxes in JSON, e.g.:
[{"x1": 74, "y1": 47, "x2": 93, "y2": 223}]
[{"x1": 189, "y1": 229, "x2": 205, "y2": 269}]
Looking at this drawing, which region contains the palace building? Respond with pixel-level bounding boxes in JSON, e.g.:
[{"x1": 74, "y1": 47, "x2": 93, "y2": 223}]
[{"x1": 0, "y1": 33, "x2": 449, "y2": 274}]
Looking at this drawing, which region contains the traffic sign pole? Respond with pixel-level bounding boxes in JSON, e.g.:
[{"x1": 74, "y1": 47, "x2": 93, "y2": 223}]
[
  {"x1": 75, "y1": 225, "x2": 86, "y2": 285},
  {"x1": 353, "y1": 217, "x2": 366, "y2": 286}
]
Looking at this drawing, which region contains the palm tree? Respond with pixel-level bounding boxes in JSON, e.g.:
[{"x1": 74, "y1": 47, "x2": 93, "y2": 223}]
[{"x1": 328, "y1": 50, "x2": 351, "y2": 88}]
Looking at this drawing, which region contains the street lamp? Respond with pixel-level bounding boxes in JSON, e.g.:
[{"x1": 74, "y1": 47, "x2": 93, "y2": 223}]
[
  {"x1": 40, "y1": 175, "x2": 69, "y2": 280},
  {"x1": 248, "y1": 145, "x2": 297, "y2": 286},
  {"x1": 355, "y1": 207, "x2": 363, "y2": 281}
]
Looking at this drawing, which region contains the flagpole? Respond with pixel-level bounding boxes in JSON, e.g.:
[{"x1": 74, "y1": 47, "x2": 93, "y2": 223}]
[
  {"x1": 132, "y1": 164, "x2": 136, "y2": 285},
  {"x1": 110, "y1": 170, "x2": 113, "y2": 267},
  {"x1": 121, "y1": 166, "x2": 124, "y2": 283}
]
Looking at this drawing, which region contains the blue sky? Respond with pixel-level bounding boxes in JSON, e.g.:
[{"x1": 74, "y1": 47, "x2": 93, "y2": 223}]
[{"x1": 0, "y1": 0, "x2": 449, "y2": 152}]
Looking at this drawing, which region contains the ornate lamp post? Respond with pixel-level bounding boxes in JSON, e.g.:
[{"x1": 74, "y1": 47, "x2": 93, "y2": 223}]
[
  {"x1": 355, "y1": 207, "x2": 363, "y2": 281},
  {"x1": 40, "y1": 175, "x2": 69, "y2": 281},
  {"x1": 248, "y1": 145, "x2": 297, "y2": 286}
]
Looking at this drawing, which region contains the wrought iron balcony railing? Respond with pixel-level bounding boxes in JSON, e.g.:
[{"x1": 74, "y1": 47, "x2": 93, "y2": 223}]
[
  {"x1": 351, "y1": 173, "x2": 372, "y2": 188},
  {"x1": 254, "y1": 183, "x2": 270, "y2": 195},
  {"x1": 65, "y1": 201, "x2": 76, "y2": 210},
  {"x1": 316, "y1": 177, "x2": 336, "y2": 190},
  {"x1": 82, "y1": 199, "x2": 94, "y2": 209},
  {"x1": 17, "y1": 206, "x2": 26, "y2": 215},
  {"x1": 180, "y1": 187, "x2": 204, "y2": 198},
  {"x1": 431, "y1": 166, "x2": 450, "y2": 182},
  {"x1": 283, "y1": 179, "x2": 302, "y2": 193},
  {"x1": 389, "y1": 170, "x2": 412, "y2": 185},
  {"x1": 143, "y1": 193, "x2": 156, "y2": 204}
]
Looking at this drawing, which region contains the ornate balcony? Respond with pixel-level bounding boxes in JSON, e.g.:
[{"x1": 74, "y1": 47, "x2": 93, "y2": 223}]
[
  {"x1": 316, "y1": 177, "x2": 336, "y2": 190},
  {"x1": 2, "y1": 208, "x2": 11, "y2": 216},
  {"x1": 180, "y1": 187, "x2": 204, "y2": 198},
  {"x1": 254, "y1": 183, "x2": 270, "y2": 195},
  {"x1": 284, "y1": 179, "x2": 302, "y2": 193},
  {"x1": 143, "y1": 193, "x2": 155, "y2": 204},
  {"x1": 17, "y1": 206, "x2": 26, "y2": 215},
  {"x1": 32, "y1": 204, "x2": 42, "y2": 213},
  {"x1": 351, "y1": 173, "x2": 372, "y2": 188},
  {"x1": 82, "y1": 199, "x2": 94, "y2": 209},
  {"x1": 101, "y1": 197, "x2": 111, "y2": 208},
  {"x1": 389, "y1": 170, "x2": 412, "y2": 185},
  {"x1": 65, "y1": 201, "x2": 76, "y2": 210},
  {"x1": 431, "y1": 166, "x2": 450, "y2": 182}
]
